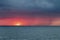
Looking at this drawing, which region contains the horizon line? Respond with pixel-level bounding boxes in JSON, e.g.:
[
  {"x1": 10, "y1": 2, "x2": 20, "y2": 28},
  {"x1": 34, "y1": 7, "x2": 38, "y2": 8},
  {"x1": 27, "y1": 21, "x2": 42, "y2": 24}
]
[{"x1": 0, "y1": 25, "x2": 60, "y2": 27}]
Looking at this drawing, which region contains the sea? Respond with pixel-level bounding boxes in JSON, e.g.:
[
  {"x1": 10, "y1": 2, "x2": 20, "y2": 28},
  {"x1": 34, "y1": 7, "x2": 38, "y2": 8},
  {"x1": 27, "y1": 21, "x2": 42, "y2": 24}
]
[{"x1": 0, "y1": 26, "x2": 60, "y2": 40}]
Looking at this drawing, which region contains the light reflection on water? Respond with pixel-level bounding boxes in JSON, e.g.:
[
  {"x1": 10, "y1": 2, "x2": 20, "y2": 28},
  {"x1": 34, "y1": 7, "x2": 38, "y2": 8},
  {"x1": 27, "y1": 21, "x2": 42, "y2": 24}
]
[{"x1": 0, "y1": 27, "x2": 60, "y2": 40}]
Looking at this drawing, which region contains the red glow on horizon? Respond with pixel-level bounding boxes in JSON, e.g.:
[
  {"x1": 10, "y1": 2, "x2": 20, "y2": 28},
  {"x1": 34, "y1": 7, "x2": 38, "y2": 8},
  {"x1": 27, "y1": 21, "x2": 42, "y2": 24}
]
[
  {"x1": 0, "y1": 17, "x2": 49, "y2": 26},
  {"x1": 0, "y1": 17, "x2": 60, "y2": 26}
]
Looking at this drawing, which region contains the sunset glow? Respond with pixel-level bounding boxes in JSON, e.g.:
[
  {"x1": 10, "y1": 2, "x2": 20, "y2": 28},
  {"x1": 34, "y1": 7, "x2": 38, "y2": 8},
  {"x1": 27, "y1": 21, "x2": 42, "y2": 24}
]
[
  {"x1": 15, "y1": 23, "x2": 21, "y2": 26},
  {"x1": 13, "y1": 20, "x2": 22, "y2": 26},
  {"x1": 0, "y1": 17, "x2": 59, "y2": 26}
]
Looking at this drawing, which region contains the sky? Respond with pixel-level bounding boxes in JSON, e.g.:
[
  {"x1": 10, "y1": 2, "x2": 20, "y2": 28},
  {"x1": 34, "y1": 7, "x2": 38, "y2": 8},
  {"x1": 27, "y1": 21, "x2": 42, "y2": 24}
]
[{"x1": 0, "y1": 0, "x2": 60, "y2": 26}]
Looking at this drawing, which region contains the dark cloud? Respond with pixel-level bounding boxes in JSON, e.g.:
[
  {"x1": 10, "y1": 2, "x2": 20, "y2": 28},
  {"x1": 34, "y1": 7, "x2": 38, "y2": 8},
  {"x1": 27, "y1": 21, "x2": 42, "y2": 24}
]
[
  {"x1": 0, "y1": 0, "x2": 59, "y2": 10},
  {"x1": 0, "y1": 0, "x2": 60, "y2": 18}
]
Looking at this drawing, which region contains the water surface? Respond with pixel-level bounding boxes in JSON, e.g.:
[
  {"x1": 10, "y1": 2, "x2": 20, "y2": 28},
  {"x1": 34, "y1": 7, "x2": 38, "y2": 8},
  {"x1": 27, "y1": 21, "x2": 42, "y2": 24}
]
[{"x1": 0, "y1": 26, "x2": 60, "y2": 40}]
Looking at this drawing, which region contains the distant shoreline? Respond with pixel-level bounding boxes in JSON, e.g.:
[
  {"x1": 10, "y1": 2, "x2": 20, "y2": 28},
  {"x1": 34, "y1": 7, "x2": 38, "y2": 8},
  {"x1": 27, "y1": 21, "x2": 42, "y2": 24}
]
[{"x1": 0, "y1": 25, "x2": 60, "y2": 27}]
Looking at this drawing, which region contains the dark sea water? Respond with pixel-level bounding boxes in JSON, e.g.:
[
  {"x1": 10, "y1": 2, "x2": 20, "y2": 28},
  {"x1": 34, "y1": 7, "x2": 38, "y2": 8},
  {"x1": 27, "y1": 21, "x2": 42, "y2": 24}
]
[{"x1": 0, "y1": 26, "x2": 60, "y2": 40}]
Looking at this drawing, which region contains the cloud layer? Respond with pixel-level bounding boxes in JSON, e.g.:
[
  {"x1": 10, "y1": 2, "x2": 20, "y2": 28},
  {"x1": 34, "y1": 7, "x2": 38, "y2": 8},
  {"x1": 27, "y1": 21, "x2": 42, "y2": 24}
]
[
  {"x1": 0, "y1": 0, "x2": 60, "y2": 18},
  {"x1": 0, "y1": 0, "x2": 59, "y2": 11}
]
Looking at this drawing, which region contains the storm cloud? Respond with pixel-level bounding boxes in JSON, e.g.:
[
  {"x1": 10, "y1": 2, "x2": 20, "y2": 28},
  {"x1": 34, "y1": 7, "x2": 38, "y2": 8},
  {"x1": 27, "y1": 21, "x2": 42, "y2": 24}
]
[
  {"x1": 0, "y1": 0, "x2": 60, "y2": 18},
  {"x1": 0, "y1": 0, "x2": 59, "y2": 10}
]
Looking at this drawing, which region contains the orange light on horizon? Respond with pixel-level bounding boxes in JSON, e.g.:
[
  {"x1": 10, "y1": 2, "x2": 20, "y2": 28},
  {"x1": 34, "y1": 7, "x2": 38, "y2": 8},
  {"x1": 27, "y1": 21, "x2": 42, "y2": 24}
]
[
  {"x1": 13, "y1": 22, "x2": 23, "y2": 26},
  {"x1": 15, "y1": 23, "x2": 21, "y2": 26}
]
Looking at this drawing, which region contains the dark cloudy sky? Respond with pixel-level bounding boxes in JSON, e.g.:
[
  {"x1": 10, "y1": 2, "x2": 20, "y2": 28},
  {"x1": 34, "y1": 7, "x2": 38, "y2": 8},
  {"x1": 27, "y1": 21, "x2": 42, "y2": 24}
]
[
  {"x1": 0, "y1": 0, "x2": 60, "y2": 17},
  {"x1": 0, "y1": 0, "x2": 60, "y2": 10},
  {"x1": 0, "y1": 0, "x2": 60, "y2": 26}
]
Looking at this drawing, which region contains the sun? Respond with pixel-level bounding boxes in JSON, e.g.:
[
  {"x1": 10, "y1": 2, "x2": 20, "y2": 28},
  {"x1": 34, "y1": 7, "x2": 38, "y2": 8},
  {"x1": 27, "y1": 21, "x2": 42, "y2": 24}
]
[
  {"x1": 16, "y1": 23, "x2": 20, "y2": 26},
  {"x1": 13, "y1": 20, "x2": 22, "y2": 26},
  {"x1": 15, "y1": 23, "x2": 22, "y2": 26}
]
